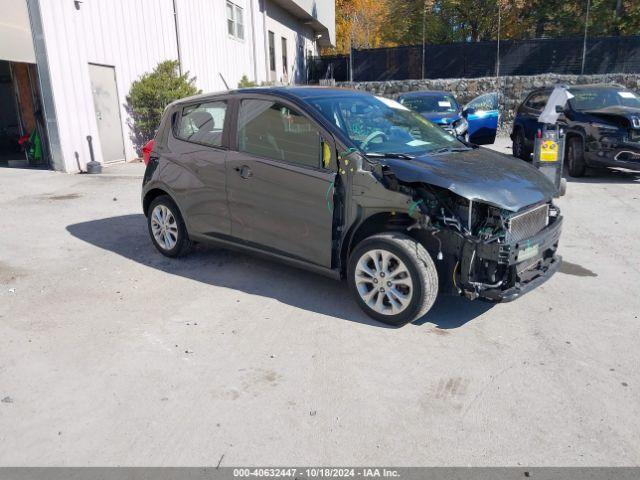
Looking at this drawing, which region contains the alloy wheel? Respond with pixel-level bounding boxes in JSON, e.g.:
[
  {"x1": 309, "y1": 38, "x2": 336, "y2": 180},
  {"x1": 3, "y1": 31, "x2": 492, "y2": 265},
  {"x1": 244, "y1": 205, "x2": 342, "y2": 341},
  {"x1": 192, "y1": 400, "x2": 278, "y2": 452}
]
[
  {"x1": 354, "y1": 249, "x2": 414, "y2": 316},
  {"x1": 150, "y1": 204, "x2": 179, "y2": 250}
]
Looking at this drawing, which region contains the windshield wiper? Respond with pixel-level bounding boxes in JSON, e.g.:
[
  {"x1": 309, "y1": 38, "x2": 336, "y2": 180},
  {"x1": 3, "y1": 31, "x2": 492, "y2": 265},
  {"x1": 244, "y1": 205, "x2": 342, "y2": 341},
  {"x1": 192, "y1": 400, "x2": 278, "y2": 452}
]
[
  {"x1": 430, "y1": 146, "x2": 472, "y2": 155},
  {"x1": 365, "y1": 152, "x2": 415, "y2": 160}
]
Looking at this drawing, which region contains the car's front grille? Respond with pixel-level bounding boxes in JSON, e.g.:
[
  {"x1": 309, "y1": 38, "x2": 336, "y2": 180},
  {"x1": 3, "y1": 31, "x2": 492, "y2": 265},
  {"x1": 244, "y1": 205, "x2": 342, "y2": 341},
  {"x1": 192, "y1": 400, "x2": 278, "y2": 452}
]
[{"x1": 506, "y1": 204, "x2": 549, "y2": 243}]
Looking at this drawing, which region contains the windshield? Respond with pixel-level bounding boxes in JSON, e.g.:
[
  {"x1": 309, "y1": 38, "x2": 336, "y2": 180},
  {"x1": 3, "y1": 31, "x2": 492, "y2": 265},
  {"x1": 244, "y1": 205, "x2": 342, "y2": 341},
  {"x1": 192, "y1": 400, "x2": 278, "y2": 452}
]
[
  {"x1": 568, "y1": 88, "x2": 640, "y2": 111},
  {"x1": 400, "y1": 94, "x2": 459, "y2": 114},
  {"x1": 309, "y1": 95, "x2": 465, "y2": 155}
]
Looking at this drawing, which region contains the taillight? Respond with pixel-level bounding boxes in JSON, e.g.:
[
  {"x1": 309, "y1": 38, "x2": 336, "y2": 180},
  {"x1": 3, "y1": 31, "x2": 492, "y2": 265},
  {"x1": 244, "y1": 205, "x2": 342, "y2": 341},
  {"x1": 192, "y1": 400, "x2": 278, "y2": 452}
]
[{"x1": 142, "y1": 139, "x2": 155, "y2": 166}]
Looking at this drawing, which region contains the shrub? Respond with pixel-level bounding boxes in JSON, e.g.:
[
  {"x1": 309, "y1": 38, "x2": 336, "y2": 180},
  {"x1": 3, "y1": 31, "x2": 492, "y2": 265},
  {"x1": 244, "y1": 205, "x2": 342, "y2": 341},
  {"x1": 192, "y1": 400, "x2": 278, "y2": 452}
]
[
  {"x1": 125, "y1": 60, "x2": 200, "y2": 154},
  {"x1": 238, "y1": 74, "x2": 258, "y2": 88}
]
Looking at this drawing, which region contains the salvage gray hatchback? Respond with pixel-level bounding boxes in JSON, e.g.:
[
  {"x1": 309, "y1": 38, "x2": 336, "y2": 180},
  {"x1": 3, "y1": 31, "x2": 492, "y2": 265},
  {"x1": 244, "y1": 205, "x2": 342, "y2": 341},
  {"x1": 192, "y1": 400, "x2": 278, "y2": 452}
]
[{"x1": 142, "y1": 87, "x2": 562, "y2": 326}]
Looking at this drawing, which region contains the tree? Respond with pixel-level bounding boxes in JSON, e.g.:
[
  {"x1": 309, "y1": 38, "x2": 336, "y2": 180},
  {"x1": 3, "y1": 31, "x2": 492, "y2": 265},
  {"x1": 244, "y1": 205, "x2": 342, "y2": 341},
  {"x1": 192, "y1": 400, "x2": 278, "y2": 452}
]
[
  {"x1": 335, "y1": 0, "x2": 640, "y2": 51},
  {"x1": 125, "y1": 60, "x2": 200, "y2": 154},
  {"x1": 334, "y1": 0, "x2": 391, "y2": 54},
  {"x1": 238, "y1": 74, "x2": 258, "y2": 87}
]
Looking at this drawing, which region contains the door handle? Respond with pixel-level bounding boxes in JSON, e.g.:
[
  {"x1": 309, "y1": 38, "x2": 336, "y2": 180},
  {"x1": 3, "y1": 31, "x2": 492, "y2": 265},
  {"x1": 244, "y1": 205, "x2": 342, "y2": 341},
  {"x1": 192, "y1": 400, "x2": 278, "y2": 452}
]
[{"x1": 234, "y1": 165, "x2": 252, "y2": 179}]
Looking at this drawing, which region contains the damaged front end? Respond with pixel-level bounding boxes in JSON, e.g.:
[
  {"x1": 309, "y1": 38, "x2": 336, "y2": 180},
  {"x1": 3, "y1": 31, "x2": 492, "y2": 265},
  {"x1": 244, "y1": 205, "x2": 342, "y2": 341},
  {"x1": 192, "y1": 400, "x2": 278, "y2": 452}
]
[{"x1": 376, "y1": 159, "x2": 563, "y2": 303}]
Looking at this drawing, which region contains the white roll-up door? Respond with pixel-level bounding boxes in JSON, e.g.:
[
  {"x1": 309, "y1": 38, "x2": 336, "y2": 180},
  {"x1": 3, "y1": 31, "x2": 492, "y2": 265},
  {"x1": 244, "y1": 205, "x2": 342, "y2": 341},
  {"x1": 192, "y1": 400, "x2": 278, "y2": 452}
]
[{"x1": 0, "y1": 0, "x2": 36, "y2": 63}]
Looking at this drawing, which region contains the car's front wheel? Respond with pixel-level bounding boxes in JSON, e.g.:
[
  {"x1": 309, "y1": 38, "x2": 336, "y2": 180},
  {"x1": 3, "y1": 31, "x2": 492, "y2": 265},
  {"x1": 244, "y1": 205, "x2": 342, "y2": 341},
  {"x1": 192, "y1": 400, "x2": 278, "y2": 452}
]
[
  {"x1": 567, "y1": 136, "x2": 586, "y2": 177},
  {"x1": 348, "y1": 233, "x2": 439, "y2": 326},
  {"x1": 147, "y1": 195, "x2": 192, "y2": 257}
]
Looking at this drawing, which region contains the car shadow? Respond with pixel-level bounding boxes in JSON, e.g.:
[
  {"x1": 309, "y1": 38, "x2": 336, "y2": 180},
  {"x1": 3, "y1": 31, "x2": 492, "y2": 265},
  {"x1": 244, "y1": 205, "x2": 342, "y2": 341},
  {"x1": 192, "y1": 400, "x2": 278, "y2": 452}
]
[
  {"x1": 66, "y1": 214, "x2": 492, "y2": 329},
  {"x1": 564, "y1": 167, "x2": 640, "y2": 184}
]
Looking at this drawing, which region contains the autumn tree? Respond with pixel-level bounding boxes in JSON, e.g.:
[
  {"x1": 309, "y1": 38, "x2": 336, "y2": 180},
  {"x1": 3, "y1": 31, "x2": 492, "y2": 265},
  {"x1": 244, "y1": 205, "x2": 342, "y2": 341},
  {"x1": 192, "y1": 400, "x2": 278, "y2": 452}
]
[
  {"x1": 334, "y1": 0, "x2": 639, "y2": 52},
  {"x1": 333, "y1": 0, "x2": 391, "y2": 54}
]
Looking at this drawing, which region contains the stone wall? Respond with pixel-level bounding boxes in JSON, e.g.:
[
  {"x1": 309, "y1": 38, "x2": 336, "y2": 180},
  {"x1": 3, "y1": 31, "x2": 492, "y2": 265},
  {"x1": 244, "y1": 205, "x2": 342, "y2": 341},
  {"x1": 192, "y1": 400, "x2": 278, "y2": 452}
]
[{"x1": 337, "y1": 73, "x2": 640, "y2": 134}]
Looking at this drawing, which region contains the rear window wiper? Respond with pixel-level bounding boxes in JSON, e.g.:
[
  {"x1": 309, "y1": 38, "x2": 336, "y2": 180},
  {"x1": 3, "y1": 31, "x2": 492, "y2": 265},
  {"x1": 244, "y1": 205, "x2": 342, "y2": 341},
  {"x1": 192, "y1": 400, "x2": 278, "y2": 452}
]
[{"x1": 365, "y1": 152, "x2": 415, "y2": 160}]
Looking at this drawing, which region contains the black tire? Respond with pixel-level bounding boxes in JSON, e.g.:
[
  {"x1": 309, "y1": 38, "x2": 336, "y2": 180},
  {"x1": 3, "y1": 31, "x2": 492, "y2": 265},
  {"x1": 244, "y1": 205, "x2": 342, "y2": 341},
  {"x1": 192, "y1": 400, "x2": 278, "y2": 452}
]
[
  {"x1": 567, "y1": 136, "x2": 586, "y2": 177},
  {"x1": 147, "y1": 195, "x2": 192, "y2": 258},
  {"x1": 512, "y1": 129, "x2": 530, "y2": 161},
  {"x1": 347, "y1": 232, "x2": 439, "y2": 326}
]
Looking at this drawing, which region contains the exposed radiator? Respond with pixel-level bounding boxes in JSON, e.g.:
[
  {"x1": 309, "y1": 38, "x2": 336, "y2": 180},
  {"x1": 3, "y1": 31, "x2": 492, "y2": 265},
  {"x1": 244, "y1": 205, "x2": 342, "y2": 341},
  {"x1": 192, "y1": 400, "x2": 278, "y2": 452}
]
[{"x1": 506, "y1": 204, "x2": 549, "y2": 243}]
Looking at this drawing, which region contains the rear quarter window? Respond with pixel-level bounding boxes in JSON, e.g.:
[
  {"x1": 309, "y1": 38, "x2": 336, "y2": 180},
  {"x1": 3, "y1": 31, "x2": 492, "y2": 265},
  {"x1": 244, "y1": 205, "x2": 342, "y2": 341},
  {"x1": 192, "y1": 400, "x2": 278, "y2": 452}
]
[{"x1": 175, "y1": 101, "x2": 227, "y2": 147}]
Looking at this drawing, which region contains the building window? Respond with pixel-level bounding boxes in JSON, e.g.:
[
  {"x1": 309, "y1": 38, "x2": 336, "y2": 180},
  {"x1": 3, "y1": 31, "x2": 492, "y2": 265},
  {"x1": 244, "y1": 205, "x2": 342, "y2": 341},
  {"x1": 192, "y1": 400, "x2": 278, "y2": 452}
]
[
  {"x1": 268, "y1": 31, "x2": 276, "y2": 72},
  {"x1": 226, "y1": 1, "x2": 244, "y2": 40},
  {"x1": 281, "y1": 37, "x2": 288, "y2": 75}
]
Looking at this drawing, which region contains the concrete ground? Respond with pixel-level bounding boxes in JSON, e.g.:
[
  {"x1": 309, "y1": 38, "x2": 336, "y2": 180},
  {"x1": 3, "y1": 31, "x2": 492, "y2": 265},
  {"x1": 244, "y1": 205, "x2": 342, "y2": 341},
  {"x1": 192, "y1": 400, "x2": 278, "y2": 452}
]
[{"x1": 1, "y1": 141, "x2": 640, "y2": 466}]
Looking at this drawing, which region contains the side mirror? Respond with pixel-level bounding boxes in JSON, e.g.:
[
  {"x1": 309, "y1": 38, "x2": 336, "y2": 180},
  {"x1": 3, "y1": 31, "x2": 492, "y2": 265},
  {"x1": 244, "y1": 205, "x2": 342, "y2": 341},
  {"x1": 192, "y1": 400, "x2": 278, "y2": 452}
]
[
  {"x1": 463, "y1": 107, "x2": 476, "y2": 116},
  {"x1": 555, "y1": 105, "x2": 564, "y2": 114}
]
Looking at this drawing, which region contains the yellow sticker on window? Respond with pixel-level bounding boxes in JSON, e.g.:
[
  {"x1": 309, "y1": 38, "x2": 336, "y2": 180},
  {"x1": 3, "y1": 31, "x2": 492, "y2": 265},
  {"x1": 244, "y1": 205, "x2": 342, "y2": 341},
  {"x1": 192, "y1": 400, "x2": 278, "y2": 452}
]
[
  {"x1": 540, "y1": 140, "x2": 559, "y2": 162},
  {"x1": 322, "y1": 141, "x2": 331, "y2": 168}
]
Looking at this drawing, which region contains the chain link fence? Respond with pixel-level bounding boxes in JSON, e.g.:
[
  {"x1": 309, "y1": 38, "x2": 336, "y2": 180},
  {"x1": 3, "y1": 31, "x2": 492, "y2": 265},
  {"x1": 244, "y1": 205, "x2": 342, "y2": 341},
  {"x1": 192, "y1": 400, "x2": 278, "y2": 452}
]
[{"x1": 308, "y1": 35, "x2": 640, "y2": 83}]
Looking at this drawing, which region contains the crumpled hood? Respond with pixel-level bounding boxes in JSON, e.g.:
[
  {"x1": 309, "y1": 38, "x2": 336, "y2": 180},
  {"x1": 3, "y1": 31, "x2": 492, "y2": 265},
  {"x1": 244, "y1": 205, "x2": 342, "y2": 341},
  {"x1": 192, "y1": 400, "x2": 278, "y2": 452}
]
[
  {"x1": 379, "y1": 147, "x2": 556, "y2": 212},
  {"x1": 420, "y1": 112, "x2": 462, "y2": 125},
  {"x1": 584, "y1": 106, "x2": 640, "y2": 128}
]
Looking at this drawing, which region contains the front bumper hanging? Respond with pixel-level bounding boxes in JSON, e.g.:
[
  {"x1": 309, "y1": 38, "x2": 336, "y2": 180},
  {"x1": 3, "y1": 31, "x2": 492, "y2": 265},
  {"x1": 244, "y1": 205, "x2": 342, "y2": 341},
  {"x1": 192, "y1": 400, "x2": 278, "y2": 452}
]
[{"x1": 460, "y1": 215, "x2": 563, "y2": 302}]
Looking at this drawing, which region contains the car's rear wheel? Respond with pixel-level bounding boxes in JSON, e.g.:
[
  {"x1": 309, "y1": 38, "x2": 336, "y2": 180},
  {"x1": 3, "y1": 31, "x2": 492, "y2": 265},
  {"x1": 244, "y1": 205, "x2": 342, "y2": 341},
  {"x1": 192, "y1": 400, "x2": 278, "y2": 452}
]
[
  {"x1": 567, "y1": 136, "x2": 586, "y2": 177},
  {"x1": 348, "y1": 233, "x2": 438, "y2": 326},
  {"x1": 147, "y1": 195, "x2": 192, "y2": 257},
  {"x1": 512, "y1": 129, "x2": 530, "y2": 161}
]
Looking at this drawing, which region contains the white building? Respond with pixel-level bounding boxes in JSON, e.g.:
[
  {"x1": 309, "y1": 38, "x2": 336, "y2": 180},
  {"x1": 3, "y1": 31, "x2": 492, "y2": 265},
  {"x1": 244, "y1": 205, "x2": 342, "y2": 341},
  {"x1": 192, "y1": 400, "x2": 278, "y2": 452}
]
[{"x1": 0, "y1": 0, "x2": 335, "y2": 172}]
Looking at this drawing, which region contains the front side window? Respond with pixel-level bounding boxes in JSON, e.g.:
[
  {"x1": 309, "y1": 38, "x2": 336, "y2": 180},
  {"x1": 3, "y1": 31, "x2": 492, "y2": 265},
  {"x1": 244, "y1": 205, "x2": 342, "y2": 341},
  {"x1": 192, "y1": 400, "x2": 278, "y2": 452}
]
[
  {"x1": 569, "y1": 87, "x2": 640, "y2": 111},
  {"x1": 525, "y1": 92, "x2": 550, "y2": 112},
  {"x1": 176, "y1": 101, "x2": 227, "y2": 147},
  {"x1": 226, "y1": 1, "x2": 244, "y2": 39},
  {"x1": 238, "y1": 99, "x2": 322, "y2": 168},
  {"x1": 310, "y1": 95, "x2": 464, "y2": 155},
  {"x1": 466, "y1": 92, "x2": 498, "y2": 112}
]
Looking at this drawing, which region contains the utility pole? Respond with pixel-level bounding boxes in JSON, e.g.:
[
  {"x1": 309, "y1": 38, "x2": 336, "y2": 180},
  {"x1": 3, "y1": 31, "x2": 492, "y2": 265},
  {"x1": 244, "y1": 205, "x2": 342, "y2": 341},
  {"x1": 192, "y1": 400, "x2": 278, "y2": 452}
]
[
  {"x1": 496, "y1": 3, "x2": 501, "y2": 78},
  {"x1": 348, "y1": 12, "x2": 354, "y2": 82},
  {"x1": 581, "y1": 0, "x2": 591, "y2": 75},
  {"x1": 421, "y1": 0, "x2": 427, "y2": 79},
  {"x1": 349, "y1": 34, "x2": 354, "y2": 82}
]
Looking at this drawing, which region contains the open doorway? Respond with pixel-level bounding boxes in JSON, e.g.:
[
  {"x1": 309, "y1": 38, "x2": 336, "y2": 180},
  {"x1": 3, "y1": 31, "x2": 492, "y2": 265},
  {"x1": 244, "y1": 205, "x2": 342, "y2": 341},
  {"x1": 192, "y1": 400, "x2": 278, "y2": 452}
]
[{"x1": 0, "y1": 60, "x2": 49, "y2": 169}]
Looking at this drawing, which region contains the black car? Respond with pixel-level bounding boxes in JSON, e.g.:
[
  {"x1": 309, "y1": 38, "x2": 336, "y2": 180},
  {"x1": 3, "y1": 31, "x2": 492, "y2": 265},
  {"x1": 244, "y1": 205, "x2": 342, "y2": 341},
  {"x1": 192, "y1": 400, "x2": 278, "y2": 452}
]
[
  {"x1": 511, "y1": 84, "x2": 640, "y2": 176},
  {"x1": 142, "y1": 87, "x2": 562, "y2": 326}
]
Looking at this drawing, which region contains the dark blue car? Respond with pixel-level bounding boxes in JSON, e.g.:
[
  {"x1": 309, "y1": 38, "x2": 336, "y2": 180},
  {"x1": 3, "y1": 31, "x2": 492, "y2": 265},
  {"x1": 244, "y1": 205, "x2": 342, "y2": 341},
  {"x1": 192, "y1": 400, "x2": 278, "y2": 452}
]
[{"x1": 398, "y1": 91, "x2": 499, "y2": 145}]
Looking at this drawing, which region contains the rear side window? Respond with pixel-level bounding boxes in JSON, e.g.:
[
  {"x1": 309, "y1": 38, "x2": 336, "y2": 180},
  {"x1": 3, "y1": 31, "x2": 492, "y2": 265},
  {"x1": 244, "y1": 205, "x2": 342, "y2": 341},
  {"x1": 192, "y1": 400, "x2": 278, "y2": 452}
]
[
  {"x1": 238, "y1": 99, "x2": 322, "y2": 168},
  {"x1": 176, "y1": 101, "x2": 227, "y2": 147},
  {"x1": 525, "y1": 92, "x2": 550, "y2": 112}
]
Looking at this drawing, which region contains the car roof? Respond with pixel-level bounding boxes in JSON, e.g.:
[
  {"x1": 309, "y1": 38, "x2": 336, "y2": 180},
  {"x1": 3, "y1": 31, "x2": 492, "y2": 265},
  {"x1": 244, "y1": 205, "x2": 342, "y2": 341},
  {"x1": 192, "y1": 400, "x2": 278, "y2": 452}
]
[
  {"x1": 567, "y1": 83, "x2": 626, "y2": 90},
  {"x1": 528, "y1": 83, "x2": 626, "y2": 95},
  {"x1": 398, "y1": 90, "x2": 454, "y2": 97},
  {"x1": 170, "y1": 86, "x2": 374, "y2": 107}
]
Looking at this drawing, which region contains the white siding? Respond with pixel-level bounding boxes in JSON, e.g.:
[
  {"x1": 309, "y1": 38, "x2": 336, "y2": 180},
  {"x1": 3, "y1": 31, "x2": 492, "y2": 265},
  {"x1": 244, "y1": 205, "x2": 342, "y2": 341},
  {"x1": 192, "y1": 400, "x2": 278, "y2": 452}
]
[
  {"x1": 176, "y1": 0, "x2": 317, "y2": 90},
  {"x1": 177, "y1": 0, "x2": 260, "y2": 92},
  {"x1": 37, "y1": 0, "x2": 178, "y2": 171},
  {"x1": 35, "y1": 0, "x2": 332, "y2": 172},
  {"x1": 0, "y1": 0, "x2": 35, "y2": 63},
  {"x1": 263, "y1": 2, "x2": 317, "y2": 85}
]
